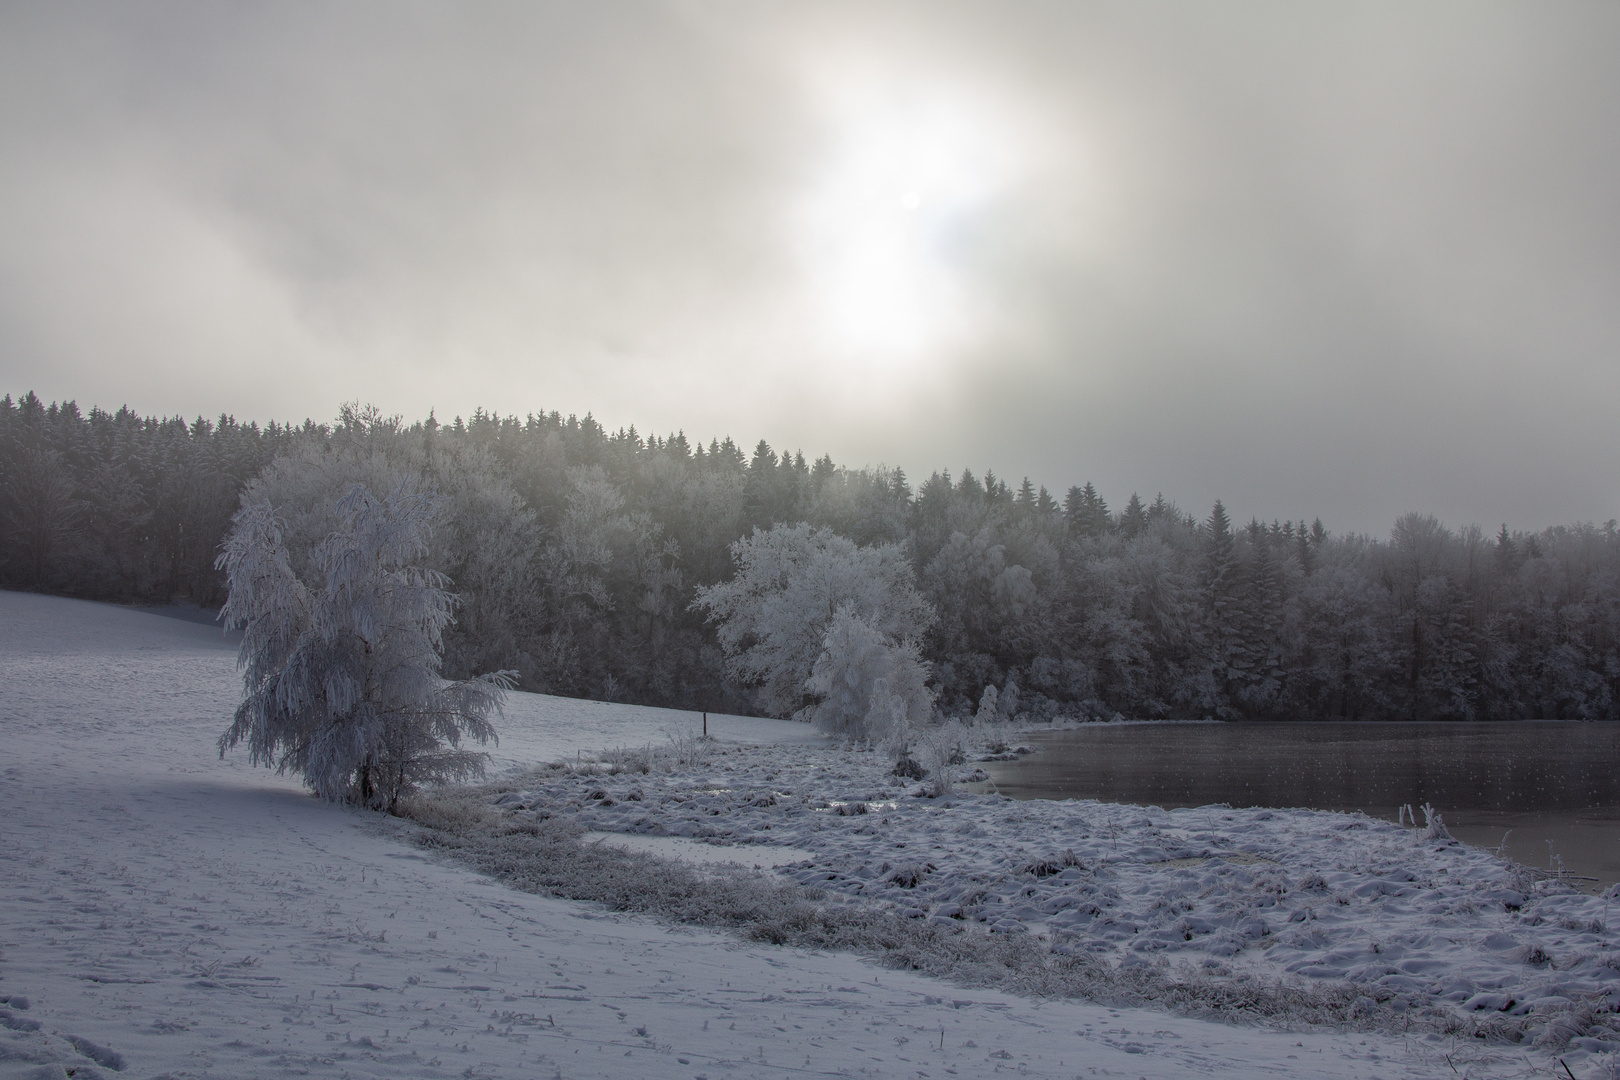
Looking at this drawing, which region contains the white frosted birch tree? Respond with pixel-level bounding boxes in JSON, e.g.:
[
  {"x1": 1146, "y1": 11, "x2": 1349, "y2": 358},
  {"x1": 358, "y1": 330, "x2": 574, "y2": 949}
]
[{"x1": 217, "y1": 482, "x2": 512, "y2": 811}]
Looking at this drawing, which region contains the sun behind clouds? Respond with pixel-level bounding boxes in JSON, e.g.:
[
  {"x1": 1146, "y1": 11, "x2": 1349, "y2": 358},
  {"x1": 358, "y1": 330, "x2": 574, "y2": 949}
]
[{"x1": 791, "y1": 60, "x2": 1022, "y2": 368}]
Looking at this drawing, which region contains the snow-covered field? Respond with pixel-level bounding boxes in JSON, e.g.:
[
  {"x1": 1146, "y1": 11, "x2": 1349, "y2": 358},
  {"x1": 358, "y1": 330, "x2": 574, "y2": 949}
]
[{"x1": 0, "y1": 590, "x2": 1611, "y2": 1079}]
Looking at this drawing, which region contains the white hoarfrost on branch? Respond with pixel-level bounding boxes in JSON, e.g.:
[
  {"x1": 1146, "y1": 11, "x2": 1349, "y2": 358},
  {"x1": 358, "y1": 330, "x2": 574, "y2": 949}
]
[
  {"x1": 692, "y1": 523, "x2": 936, "y2": 739},
  {"x1": 216, "y1": 481, "x2": 513, "y2": 811}
]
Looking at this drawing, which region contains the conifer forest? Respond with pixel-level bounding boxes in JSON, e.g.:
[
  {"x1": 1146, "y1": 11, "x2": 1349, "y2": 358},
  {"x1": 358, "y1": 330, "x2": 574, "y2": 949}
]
[{"x1": 4, "y1": 391, "x2": 1617, "y2": 723}]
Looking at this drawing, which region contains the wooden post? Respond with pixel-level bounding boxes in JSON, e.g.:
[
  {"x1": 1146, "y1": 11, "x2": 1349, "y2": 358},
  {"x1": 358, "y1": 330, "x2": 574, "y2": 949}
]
[{"x1": 703, "y1": 711, "x2": 708, "y2": 737}]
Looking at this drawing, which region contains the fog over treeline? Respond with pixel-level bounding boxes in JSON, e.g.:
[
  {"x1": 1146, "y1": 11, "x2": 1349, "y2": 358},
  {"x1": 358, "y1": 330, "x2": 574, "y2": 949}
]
[{"x1": 5, "y1": 391, "x2": 1618, "y2": 723}]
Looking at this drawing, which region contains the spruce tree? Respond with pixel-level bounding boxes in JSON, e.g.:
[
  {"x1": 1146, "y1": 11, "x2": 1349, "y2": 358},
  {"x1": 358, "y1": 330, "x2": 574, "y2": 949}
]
[
  {"x1": 1014, "y1": 477, "x2": 1037, "y2": 516},
  {"x1": 1202, "y1": 500, "x2": 1241, "y2": 710},
  {"x1": 1035, "y1": 485, "x2": 1059, "y2": 521},
  {"x1": 1119, "y1": 493, "x2": 1147, "y2": 538},
  {"x1": 1495, "y1": 523, "x2": 1519, "y2": 574},
  {"x1": 1064, "y1": 482, "x2": 1111, "y2": 538}
]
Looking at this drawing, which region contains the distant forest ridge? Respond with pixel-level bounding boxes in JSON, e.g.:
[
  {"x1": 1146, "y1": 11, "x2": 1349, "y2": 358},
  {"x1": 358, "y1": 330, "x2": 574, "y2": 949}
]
[{"x1": 3, "y1": 391, "x2": 1617, "y2": 722}]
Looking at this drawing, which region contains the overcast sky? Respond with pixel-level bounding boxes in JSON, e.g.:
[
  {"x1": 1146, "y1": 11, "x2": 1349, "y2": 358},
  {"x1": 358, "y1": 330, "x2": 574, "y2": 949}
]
[{"x1": 3, "y1": 2, "x2": 1617, "y2": 534}]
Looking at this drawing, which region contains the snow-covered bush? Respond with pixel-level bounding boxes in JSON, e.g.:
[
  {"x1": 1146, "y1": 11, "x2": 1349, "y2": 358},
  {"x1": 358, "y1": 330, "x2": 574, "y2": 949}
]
[
  {"x1": 1420, "y1": 802, "x2": 1452, "y2": 842},
  {"x1": 914, "y1": 720, "x2": 967, "y2": 797},
  {"x1": 802, "y1": 606, "x2": 935, "y2": 743},
  {"x1": 866, "y1": 677, "x2": 926, "y2": 759},
  {"x1": 693, "y1": 523, "x2": 935, "y2": 720},
  {"x1": 662, "y1": 720, "x2": 712, "y2": 767},
  {"x1": 217, "y1": 481, "x2": 513, "y2": 811}
]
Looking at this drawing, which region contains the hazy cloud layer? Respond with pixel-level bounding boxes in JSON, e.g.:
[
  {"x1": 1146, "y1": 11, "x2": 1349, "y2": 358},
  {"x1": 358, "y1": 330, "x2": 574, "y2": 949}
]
[{"x1": 2, "y1": 2, "x2": 1616, "y2": 533}]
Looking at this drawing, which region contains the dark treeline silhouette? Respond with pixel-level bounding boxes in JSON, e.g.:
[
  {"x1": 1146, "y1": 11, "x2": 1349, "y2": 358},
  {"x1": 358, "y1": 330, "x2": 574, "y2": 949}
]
[{"x1": 4, "y1": 391, "x2": 1618, "y2": 721}]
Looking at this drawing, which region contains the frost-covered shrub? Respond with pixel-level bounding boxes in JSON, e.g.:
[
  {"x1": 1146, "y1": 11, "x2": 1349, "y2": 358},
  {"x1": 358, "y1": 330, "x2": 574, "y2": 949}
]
[
  {"x1": 915, "y1": 721, "x2": 967, "y2": 797},
  {"x1": 885, "y1": 861, "x2": 935, "y2": 888},
  {"x1": 1420, "y1": 803, "x2": 1452, "y2": 842},
  {"x1": 217, "y1": 481, "x2": 512, "y2": 811},
  {"x1": 891, "y1": 754, "x2": 926, "y2": 780},
  {"x1": 599, "y1": 745, "x2": 655, "y2": 775},
  {"x1": 1021, "y1": 851, "x2": 1083, "y2": 877},
  {"x1": 662, "y1": 721, "x2": 712, "y2": 768},
  {"x1": 1511, "y1": 943, "x2": 1551, "y2": 967}
]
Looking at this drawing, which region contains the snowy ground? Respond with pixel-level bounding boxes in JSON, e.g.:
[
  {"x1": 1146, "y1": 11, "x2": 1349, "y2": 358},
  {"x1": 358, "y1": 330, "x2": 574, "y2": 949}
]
[
  {"x1": 483, "y1": 748, "x2": 1620, "y2": 1046},
  {"x1": 0, "y1": 590, "x2": 1607, "y2": 1079}
]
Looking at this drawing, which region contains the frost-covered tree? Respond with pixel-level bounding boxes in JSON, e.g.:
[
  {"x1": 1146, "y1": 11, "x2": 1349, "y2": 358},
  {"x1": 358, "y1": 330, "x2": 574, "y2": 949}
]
[
  {"x1": 217, "y1": 482, "x2": 512, "y2": 811},
  {"x1": 424, "y1": 441, "x2": 540, "y2": 684},
  {"x1": 692, "y1": 523, "x2": 935, "y2": 719},
  {"x1": 920, "y1": 528, "x2": 1041, "y2": 701},
  {"x1": 975, "y1": 684, "x2": 999, "y2": 723},
  {"x1": 803, "y1": 606, "x2": 935, "y2": 742},
  {"x1": 999, "y1": 677, "x2": 1020, "y2": 718},
  {"x1": 1064, "y1": 482, "x2": 1111, "y2": 539},
  {"x1": 1, "y1": 446, "x2": 83, "y2": 585},
  {"x1": 241, "y1": 419, "x2": 539, "y2": 688}
]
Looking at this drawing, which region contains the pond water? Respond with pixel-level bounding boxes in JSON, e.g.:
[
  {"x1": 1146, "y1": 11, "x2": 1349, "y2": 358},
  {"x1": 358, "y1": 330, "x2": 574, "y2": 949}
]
[{"x1": 980, "y1": 721, "x2": 1620, "y2": 888}]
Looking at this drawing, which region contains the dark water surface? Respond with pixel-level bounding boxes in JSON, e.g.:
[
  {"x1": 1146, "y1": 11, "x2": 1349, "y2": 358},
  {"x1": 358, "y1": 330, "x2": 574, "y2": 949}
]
[{"x1": 981, "y1": 721, "x2": 1620, "y2": 887}]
